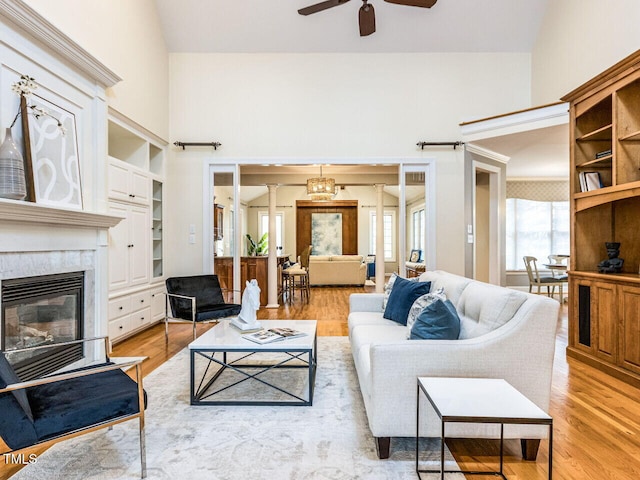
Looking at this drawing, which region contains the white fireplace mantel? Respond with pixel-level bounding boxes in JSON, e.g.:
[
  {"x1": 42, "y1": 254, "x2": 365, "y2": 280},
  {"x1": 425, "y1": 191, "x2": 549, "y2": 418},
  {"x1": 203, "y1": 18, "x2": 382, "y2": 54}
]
[{"x1": 0, "y1": 199, "x2": 122, "y2": 229}]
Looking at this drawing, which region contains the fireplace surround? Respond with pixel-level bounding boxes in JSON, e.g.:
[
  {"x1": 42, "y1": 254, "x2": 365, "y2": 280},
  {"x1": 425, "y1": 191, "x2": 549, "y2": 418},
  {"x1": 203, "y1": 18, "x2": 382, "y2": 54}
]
[{"x1": 2, "y1": 271, "x2": 84, "y2": 380}]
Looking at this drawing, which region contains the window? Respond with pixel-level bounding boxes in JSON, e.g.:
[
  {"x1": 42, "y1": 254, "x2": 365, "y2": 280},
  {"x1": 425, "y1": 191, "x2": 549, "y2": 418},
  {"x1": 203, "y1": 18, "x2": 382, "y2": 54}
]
[
  {"x1": 412, "y1": 207, "x2": 425, "y2": 252},
  {"x1": 506, "y1": 198, "x2": 569, "y2": 270},
  {"x1": 370, "y1": 211, "x2": 396, "y2": 262},
  {"x1": 258, "y1": 212, "x2": 284, "y2": 252}
]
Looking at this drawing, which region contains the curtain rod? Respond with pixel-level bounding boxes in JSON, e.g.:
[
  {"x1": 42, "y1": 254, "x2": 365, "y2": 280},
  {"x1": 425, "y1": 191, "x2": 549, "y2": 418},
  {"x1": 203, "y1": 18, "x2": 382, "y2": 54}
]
[
  {"x1": 174, "y1": 141, "x2": 221, "y2": 150},
  {"x1": 416, "y1": 141, "x2": 464, "y2": 150}
]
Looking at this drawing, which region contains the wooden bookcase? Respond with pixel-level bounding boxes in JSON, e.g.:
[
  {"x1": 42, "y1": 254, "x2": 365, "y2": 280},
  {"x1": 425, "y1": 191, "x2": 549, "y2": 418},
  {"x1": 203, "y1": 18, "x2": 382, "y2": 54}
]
[{"x1": 562, "y1": 49, "x2": 640, "y2": 387}]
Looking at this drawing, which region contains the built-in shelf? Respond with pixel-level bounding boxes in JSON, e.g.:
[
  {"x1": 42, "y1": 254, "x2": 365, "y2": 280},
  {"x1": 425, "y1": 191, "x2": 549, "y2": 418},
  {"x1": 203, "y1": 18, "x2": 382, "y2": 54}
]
[
  {"x1": 0, "y1": 199, "x2": 123, "y2": 229},
  {"x1": 576, "y1": 156, "x2": 613, "y2": 167},
  {"x1": 619, "y1": 129, "x2": 640, "y2": 141},
  {"x1": 574, "y1": 178, "x2": 640, "y2": 212},
  {"x1": 577, "y1": 124, "x2": 612, "y2": 141}
]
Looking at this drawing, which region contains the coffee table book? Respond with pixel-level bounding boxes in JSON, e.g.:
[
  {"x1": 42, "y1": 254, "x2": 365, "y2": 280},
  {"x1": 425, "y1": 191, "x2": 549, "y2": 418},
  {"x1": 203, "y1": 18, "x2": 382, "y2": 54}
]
[{"x1": 243, "y1": 328, "x2": 306, "y2": 344}]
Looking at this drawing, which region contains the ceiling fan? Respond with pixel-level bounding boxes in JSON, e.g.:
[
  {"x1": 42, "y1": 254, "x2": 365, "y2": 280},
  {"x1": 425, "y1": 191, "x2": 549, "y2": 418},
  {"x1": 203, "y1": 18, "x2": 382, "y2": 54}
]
[{"x1": 298, "y1": 0, "x2": 438, "y2": 37}]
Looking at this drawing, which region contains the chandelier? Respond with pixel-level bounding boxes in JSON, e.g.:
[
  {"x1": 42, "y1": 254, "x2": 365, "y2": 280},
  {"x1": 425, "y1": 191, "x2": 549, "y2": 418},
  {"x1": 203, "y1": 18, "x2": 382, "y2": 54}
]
[{"x1": 306, "y1": 165, "x2": 337, "y2": 201}]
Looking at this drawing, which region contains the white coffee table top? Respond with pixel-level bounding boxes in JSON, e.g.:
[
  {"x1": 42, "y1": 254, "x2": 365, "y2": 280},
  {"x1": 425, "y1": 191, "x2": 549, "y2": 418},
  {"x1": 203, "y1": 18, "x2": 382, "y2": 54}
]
[
  {"x1": 418, "y1": 377, "x2": 551, "y2": 422},
  {"x1": 188, "y1": 319, "x2": 317, "y2": 350}
]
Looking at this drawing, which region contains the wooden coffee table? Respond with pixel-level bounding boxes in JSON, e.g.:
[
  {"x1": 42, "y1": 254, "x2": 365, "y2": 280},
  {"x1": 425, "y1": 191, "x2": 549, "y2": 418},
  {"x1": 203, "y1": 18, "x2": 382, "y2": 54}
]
[
  {"x1": 416, "y1": 377, "x2": 553, "y2": 479},
  {"x1": 188, "y1": 319, "x2": 317, "y2": 406}
]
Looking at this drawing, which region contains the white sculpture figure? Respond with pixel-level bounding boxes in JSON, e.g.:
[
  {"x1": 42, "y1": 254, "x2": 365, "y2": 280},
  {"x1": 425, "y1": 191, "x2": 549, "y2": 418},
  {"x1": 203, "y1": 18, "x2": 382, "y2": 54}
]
[{"x1": 231, "y1": 279, "x2": 262, "y2": 331}]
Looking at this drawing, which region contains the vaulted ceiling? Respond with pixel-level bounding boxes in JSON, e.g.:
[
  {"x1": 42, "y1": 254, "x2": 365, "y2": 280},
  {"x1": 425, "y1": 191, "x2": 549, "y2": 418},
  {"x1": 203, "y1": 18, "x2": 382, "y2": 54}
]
[
  {"x1": 154, "y1": 0, "x2": 549, "y2": 53},
  {"x1": 154, "y1": 0, "x2": 565, "y2": 178}
]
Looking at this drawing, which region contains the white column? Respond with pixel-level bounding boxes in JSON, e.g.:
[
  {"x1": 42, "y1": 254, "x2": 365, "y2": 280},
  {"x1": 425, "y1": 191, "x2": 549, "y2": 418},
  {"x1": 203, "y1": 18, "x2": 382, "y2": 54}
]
[
  {"x1": 266, "y1": 184, "x2": 279, "y2": 308},
  {"x1": 375, "y1": 184, "x2": 385, "y2": 293}
]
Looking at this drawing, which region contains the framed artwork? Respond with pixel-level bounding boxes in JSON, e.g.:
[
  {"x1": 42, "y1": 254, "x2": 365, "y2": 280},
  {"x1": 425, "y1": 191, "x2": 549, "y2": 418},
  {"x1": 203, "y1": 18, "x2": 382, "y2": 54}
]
[
  {"x1": 25, "y1": 94, "x2": 82, "y2": 209},
  {"x1": 409, "y1": 249, "x2": 422, "y2": 263},
  {"x1": 311, "y1": 213, "x2": 342, "y2": 255}
]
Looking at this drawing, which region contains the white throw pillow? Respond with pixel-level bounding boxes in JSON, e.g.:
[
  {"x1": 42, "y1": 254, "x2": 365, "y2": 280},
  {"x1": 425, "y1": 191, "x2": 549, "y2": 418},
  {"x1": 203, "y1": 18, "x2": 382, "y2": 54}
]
[{"x1": 405, "y1": 287, "x2": 446, "y2": 336}]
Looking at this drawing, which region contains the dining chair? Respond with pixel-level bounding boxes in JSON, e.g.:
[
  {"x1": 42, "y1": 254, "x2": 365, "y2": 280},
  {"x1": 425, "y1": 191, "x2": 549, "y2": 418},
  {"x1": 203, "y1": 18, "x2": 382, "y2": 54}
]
[{"x1": 523, "y1": 256, "x2": 566, "y2": 302}]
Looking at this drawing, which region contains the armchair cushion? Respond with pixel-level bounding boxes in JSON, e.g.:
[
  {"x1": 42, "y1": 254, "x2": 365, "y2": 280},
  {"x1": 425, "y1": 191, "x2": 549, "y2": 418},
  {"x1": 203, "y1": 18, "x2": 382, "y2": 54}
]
[
  {"x1": 383, "y1": 276, "x2": 431, "y2": 325},
  {"x1": 0, "y1": 353, "x2": 33, "y2": 421},
  {"x1": 0, "y1": 354, "x2": 38, "y2": 450},
  {"x1": 28, "y1": 367, "x2": 145, "y2": 446},
  {"x1": 195, "y1": 304, "x2": 243, "y2": 322},
  {"x1": 166, "y1": 275, "x2": 241, "y2": 321},
  {"x1": 409, "y1": 299, "x2": 460, "y2": 340}
]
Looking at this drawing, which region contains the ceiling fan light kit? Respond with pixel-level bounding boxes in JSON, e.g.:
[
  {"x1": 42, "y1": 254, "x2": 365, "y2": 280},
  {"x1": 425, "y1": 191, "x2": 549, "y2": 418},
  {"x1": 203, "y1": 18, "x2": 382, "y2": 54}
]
[{"x1": 298, "y1": 0, "x2": 437, "y2": 37}]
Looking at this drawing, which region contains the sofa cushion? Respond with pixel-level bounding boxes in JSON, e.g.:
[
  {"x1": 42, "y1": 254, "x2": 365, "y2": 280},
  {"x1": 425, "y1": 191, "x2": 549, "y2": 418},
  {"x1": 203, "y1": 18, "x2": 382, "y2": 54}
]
[
  {"x1": 330, "y1": 255, "x2": 363, "y2": 262},
  {"x1": 457, "y1": 283, "x2": 528, "y2": 338},
  {"x1": 409, "y1": 299, "x2": 460, "y2": 340},
  {"x1": 406, "y1": 287, "x2": 446, "y2": 333},
  {"x1": 419, "y1": 270, "x2": 473, "y2": 306},
  {"x1": 348, "y1": 311, "x2": 396, "y2": 336},
  {"x1": 383, "y1": 276, "x2": 432, "y2": 325},
  {"x1": 310, "y1": 255, "x2": 331, "y2": 262}
]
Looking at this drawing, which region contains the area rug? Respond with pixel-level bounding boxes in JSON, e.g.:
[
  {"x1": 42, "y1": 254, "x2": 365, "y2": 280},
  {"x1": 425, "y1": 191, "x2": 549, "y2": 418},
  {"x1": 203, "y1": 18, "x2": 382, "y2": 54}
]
[{"x1": 13, "y1": 337, "x2": 462, "y2": 479}]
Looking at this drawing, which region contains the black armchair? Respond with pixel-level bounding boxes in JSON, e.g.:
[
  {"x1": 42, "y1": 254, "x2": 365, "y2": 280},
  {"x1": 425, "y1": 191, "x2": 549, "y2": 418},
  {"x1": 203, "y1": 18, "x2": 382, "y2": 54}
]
[
  {"x1": 0, "y1": 337, "x2": 147, "y2": 478},
  {"x1": 165, "y1": 275, "x2": 242, "y2": 340}
]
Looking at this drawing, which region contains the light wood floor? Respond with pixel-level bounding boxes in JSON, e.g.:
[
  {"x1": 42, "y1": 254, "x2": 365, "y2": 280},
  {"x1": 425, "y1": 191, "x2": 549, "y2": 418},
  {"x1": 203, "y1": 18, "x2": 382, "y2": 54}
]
[{"x1": 3, "y1": 285, "x2": 640, "y2": 479}]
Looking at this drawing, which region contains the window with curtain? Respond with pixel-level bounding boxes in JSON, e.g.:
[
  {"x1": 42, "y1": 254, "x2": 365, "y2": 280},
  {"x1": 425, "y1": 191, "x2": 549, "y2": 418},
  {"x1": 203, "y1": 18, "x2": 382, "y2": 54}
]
[
  {"x1": 506, "y1": 198, "x2": 569, "y2": 270},
  {"x1": 370, "y1": 211, "x2": 396, "y2": 261}
]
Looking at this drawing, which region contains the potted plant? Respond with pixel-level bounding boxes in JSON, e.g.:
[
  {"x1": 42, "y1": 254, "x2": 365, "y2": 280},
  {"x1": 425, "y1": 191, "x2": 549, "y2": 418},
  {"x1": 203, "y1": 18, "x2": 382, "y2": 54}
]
[{"x1": 246, "y1": 233, "x2": 268, "y2": 256}]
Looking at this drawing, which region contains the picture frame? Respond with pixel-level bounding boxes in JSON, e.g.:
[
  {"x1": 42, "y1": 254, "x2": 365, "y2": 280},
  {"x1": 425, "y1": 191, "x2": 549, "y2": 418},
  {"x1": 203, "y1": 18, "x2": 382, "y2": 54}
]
[
  {"x1": 409, "y1": 249, "x2": 422, "y2": 263},
  {"x1": 25, "y1": 94, "x2": 83, "y2": 209}
]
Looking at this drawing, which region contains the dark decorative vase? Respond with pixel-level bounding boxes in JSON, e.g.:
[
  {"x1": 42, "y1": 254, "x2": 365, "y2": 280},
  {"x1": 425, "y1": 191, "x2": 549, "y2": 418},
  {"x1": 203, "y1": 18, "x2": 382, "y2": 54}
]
[
  {"x1": 597, "y1": 242, "x2": 624, "y2": 273},
  {"x1": 0, "y1": 127, "x2": 27, "y2": 200}
]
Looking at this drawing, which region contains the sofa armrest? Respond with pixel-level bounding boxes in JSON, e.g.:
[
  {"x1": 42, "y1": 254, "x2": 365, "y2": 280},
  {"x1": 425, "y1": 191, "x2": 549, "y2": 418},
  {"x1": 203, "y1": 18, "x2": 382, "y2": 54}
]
[{"x1": 350, "y1": 293, "x2": 384, "y2": 313}]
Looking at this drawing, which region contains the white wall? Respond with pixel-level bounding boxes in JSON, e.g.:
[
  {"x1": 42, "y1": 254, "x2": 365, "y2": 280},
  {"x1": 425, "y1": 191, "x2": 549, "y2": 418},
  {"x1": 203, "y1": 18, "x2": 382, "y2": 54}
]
[
  {"x1": 23, "y1": 0, "x2": 169, "y2": 139},
  {"x1": 532, "y1": 0, "x2": 640, "y2": 104},
  {"x1": 166, "y1": 53, "x2": 531, "y2": 277}
]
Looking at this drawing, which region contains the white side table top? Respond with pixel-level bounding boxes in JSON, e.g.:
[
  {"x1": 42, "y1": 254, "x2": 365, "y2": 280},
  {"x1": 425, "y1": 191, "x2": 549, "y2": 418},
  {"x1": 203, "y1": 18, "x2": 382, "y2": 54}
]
[
  {"x1": 188, "y1": 319, "x2": 317, "y2": 350},
  {"x1": 418, "y1": 377, "x2": 551, "y2": 422}
]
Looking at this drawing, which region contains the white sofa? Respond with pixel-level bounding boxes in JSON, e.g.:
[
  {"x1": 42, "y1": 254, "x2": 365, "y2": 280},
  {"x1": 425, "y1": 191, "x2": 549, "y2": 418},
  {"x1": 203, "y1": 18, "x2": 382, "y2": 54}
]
[
  {"x1": 348, "y1": 270, "x2": 559, "y2": 459},
  {"x1": 309, "y1": 255, "x2": 366, "y2": 286}
]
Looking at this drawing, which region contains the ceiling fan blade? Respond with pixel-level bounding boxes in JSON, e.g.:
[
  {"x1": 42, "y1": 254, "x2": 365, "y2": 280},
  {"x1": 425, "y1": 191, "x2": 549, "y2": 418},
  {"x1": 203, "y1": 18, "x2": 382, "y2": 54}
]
[
  {"x1": 359, "y1": 2, "x2": 376, "y2": 36},
  {"x1": 298, "y1": 0, "x2": 351, "y2": 16},
  {"x1": 383, "y1": 0, "x2": 437, "y2": 8}
]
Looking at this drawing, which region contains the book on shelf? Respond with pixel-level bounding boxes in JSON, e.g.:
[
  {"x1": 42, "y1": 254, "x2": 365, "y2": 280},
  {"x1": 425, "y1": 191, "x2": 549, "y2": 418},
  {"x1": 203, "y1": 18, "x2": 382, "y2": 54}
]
[
  {"x1": 243, "y1": 327, "x2": 307, "y2": 344},
  {"x1": 595, "y1": 149, "x2": 612, "y2": 159},
  {"x1": 579, "y1": 171, "x2": 603, "y2": 192}
]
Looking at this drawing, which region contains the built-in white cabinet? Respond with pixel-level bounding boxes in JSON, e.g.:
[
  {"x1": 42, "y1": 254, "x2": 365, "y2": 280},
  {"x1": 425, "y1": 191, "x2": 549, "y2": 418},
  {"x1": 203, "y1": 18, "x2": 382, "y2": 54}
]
[
  {"x1": 107, "y1": 116, "x2": 166, "y2": 342},
  {"x1": 108, "y1": 203, "x2": 150, "y2": 289},
  {"x1": 108, "y1": 290, "x2": 153, "y2": 342},
  {"x1": 108, "y1": 159, "x2": 150, "y2": 205},
  {"x1": 151, "y1": 286, "x2": 166, "y2": 322}
]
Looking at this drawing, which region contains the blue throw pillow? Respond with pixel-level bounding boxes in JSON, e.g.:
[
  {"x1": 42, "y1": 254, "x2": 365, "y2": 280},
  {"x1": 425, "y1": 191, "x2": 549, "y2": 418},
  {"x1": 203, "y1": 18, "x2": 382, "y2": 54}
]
[
  {"x1": 410, "y1": 299, "x2": 460, "y2": 340},
  {"x1": 383, "y1": 276, "x2": 431, "y2": 325}
]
